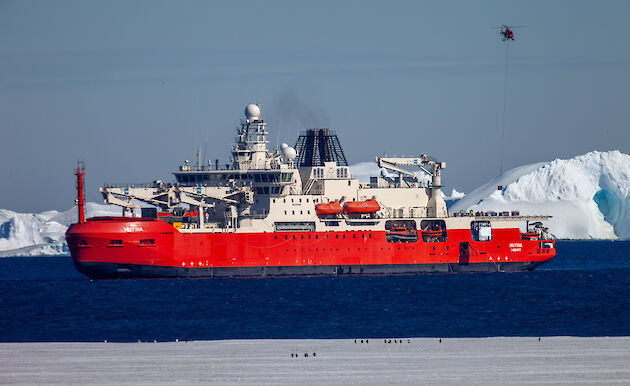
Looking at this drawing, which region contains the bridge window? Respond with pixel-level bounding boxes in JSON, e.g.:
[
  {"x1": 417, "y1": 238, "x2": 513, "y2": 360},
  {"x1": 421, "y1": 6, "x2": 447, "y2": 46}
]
[
  {"x1": 313, "y1": 168, "x2": 324, "y2": 178},
  {"x1": 336, "y1": 168, "x2": 348, "y2": 178}
]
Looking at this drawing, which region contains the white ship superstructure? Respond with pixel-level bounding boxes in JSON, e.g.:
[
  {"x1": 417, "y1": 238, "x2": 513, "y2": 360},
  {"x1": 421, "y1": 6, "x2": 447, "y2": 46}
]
[{"x1": 99, "y1": 104, "x2": 464, "y2": 235}]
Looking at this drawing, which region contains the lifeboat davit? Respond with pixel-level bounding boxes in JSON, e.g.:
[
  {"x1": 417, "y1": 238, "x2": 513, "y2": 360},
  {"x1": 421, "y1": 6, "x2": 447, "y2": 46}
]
[
  {"x1": 315, "y1": 201, "x2": 343, "y2": 216},
  {"x1": 521, "y1": 232, "x2": 540, "y2": 240},
  {"x1": 343, "y1": 199, "x2": 381, "y2": 214},
  {"x1": 421, "y1": 230, "x2": 443, "y2": 236}
]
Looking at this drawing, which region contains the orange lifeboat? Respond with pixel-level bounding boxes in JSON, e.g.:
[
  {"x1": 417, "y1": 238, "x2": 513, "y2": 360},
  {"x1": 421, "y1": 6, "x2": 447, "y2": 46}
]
[
  {"x1": 343, "y1": 199, "x2": 381, "y2": 214},
  {"x1": 315, "y1": 201, "x2": 343, "y2": 216}
]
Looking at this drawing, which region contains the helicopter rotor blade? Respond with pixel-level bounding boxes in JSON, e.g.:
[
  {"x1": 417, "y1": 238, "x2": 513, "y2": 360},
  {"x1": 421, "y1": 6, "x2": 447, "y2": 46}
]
[{"x1": 491, "y1": 25, "x2": 528, "y2": 29}]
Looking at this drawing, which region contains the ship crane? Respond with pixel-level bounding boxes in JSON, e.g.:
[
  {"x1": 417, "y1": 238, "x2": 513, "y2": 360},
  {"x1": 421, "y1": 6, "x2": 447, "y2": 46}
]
[
  {"x1": 376, "y1": 156, "x2": 445, "y2": 188},
  {"x1": 100, "y1": 184, "x2": 254, "y2": 227}
]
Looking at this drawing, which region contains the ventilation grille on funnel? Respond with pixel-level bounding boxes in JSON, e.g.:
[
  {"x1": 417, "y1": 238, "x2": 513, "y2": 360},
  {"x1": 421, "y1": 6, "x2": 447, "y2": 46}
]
[{"x1": 294, "y1": 129, "x2": 348, "y2": 167}]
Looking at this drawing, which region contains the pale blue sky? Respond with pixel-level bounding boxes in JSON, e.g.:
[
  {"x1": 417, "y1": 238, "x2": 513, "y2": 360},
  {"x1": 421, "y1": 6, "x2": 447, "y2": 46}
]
[{"x1": 1, "y1": 0, "x2": 629, "y2": 212}]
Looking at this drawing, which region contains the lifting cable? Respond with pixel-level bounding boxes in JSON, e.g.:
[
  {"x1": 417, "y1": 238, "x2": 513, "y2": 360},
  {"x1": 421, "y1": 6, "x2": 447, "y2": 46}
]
[{"x1": 500, "y1": 42, "x2": 510, "y2": 176}]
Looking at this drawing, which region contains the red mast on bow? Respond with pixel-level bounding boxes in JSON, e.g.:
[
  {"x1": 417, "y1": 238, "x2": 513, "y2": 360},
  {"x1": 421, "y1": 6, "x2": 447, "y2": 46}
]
[{"x1": 75, "y1": 161, "x2": 86, "y2": 223}]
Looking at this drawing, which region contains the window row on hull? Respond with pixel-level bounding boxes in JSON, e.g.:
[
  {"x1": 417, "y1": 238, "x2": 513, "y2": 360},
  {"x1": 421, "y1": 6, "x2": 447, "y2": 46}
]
[{"x1": 176, "y1": 172, "x2": 294, "y2": 184}]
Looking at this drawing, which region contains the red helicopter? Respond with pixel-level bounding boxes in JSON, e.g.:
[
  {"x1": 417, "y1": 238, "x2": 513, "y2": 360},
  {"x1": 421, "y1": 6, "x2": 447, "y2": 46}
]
[
  {"x1": 501, "y1": 25, "x2": 514, "y2": 41},
  {"x1": 495, "y1": 25, "x2": 526, "y2": 41}
]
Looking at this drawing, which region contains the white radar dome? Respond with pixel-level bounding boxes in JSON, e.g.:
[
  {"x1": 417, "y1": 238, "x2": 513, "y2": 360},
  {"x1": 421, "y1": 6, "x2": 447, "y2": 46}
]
[
  {"x1": 244, "y1": 104, "x2": 261, "y2": 121},
  {"x1": 280, "y1": 143, "x2": 297, "y2": 162}
]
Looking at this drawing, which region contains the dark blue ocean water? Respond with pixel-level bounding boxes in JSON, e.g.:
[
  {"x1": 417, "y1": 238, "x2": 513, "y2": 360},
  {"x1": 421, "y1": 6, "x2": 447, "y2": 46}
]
[{"x1": 1, "y1": 241, "x2": 629, "y2": 342}]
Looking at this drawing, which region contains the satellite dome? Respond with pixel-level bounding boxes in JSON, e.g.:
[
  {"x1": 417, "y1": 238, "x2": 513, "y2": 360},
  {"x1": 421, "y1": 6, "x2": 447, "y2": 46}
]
[
  {"x1": 244, "y1": 104, "x2": 261, "y2": 121},
  {"x1": 280, "y1": 143, "x2": 297, "y2": 161}
]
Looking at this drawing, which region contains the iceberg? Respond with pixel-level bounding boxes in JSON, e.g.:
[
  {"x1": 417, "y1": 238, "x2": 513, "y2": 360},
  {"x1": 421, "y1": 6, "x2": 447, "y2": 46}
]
[
  {"x1": 449, "y1": 189, "x2": 465, "y2": 199},
  {"x1": 0, "y1": 203, "x2": 123, "y2": 257},
  {"x1": 450, "y1": 151, "x2": 630, "y2": 240}
]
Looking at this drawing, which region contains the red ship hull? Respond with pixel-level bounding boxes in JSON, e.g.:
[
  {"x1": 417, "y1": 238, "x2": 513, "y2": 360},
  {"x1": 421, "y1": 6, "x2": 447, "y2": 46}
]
[{"x1": 66, "y1": 217, "x2": 555, "y2": 279}]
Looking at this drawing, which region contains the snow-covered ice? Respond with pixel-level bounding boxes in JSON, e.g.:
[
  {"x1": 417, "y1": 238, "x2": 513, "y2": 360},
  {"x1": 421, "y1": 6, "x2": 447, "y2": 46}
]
[
  {"x1": 449, "y1": 189, "x2": 465, "y2": 199},
  {"x1": 1, "y1": 337, "x2": 629, "y2": 385},
  {"x1": 0, "y1": 203, "x2": 124, "y2": 257},
  {"x1": 451, "y1": 151, "x2": 630, "y2": 240}
]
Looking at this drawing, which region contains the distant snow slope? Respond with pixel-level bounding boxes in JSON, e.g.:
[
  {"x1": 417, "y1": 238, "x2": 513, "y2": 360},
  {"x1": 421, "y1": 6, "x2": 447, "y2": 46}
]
[
  {"x1": 0, "y1": 203, "x2": 122, "y2": 257},
  {"x1": 451, "y1": 151, "x2": 630, "y2": 240}
]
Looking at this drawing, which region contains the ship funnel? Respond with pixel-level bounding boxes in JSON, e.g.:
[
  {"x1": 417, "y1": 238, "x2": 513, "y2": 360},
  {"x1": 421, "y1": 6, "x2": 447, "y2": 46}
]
[{"x1": 294, "y1": 129, "x2": 348, "y2": 167}]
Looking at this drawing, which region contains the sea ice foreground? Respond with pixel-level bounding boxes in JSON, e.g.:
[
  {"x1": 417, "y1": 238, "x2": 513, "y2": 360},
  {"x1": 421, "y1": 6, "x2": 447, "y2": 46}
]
[
  {"x1": 1, "y1": 150, "x2": 629, "y2": 256},
  {"x1": 1, "y1": 337, "x2": 629, "y2": 385}
]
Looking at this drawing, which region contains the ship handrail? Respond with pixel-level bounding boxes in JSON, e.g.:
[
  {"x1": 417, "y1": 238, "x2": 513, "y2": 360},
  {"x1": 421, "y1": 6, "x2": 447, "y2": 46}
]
[
  {"x1": 104, "y1": 182, "x2": 170, "y2": 189},
  {"x1": 302, "y1": 178, "x2": 317, "y2": 195}
]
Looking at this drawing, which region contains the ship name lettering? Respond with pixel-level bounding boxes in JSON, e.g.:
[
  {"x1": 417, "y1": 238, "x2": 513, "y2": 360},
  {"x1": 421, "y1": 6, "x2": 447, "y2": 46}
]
[{"x1": 123, "y1": 226, "x2": 144, "y2": 232}]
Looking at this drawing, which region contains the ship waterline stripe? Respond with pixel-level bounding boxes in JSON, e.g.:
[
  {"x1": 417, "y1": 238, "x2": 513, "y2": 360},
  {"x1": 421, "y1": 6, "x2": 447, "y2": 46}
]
[{"x1": 74, "y1": 260, "x2": 546, "y2": 279}]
